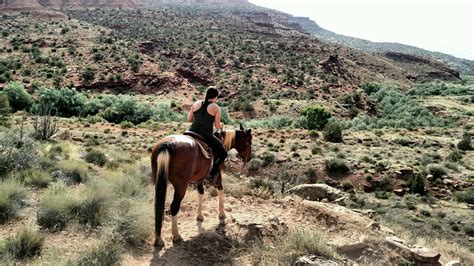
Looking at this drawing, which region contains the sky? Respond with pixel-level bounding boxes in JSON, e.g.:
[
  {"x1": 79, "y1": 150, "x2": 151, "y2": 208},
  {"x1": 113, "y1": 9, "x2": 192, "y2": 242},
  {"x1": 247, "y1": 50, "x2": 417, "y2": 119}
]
[{"x1": 248, "y1": 0, "x2": 474, "y2": 60}]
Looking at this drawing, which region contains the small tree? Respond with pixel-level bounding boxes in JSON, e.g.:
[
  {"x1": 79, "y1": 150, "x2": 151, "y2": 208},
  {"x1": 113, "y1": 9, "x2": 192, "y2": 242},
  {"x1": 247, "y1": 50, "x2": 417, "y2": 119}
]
[
  {"x1": 323, "y1": 121, "x2": 343, "y2": 143},
  {"x1": 300, "y1": 105, "x2": 331, "y2": 130},
  {"x1": 457, "y1": 131, "x2": 472, "y2": 151},
  {"x1": 81, "y1": 67, "x2": 96, "y2": 83},
  {"x1": 32, "y1": 103, "x2": 58, "y2": 141},
  {"x1": 411, "y1": 174, "x2": 425, "y2": 195}
]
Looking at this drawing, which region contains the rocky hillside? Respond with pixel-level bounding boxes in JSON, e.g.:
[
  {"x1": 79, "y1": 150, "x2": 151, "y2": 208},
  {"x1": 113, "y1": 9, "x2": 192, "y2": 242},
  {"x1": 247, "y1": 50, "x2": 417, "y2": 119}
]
[
  {"x1": 0, "y1": 0, "x2": 136, "y2": 9},
  {"x1": 292, "y1": 16, "x2": 474, "y2": 75}
]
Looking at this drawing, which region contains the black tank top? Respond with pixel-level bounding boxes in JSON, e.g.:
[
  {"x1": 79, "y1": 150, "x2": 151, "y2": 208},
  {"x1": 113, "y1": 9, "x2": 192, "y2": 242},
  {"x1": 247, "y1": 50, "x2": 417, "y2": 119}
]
[{"x1": 189, "y1": 101, "x2": 215, "y2": 138}]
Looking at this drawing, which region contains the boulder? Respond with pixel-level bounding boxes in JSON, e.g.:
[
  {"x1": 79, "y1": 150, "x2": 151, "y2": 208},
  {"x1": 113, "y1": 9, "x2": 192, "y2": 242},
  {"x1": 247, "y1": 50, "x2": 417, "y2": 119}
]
[
  {"x1": 393, "y1": 188, "x2": 406, "y2": 197},
  {"x1": 446, "y1": 260, "x2": 461, "y2": 266},
  {"x1": 288, "y1": 184, "x2": 345, "y2": 201},
  {"x1": 336, "y1": 241, "x2": 367, "y2": 254},
  {"x1": 410, "y1": 246, "x2": 440, "y2": 264}
]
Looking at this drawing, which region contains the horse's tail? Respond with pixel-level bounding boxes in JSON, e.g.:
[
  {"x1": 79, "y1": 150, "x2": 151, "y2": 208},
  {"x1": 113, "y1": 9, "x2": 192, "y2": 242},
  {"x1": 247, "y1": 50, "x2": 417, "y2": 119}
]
[{"x1": 152, "y1": 143, "x2": 171, "y2": 241}]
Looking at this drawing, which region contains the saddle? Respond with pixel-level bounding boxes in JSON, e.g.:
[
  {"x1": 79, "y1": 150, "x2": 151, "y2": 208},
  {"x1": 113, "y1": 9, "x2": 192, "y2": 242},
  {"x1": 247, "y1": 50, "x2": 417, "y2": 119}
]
[{"x1": 183, "y1": 131, "x2": 213, "y2": 160}]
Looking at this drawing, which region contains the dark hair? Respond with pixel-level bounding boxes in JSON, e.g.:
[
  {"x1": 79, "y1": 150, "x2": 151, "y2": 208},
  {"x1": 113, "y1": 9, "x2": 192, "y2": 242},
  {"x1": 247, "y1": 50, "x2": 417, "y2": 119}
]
[{"x1": 205, "y1": 87, "x2": 219, "y2": 103}]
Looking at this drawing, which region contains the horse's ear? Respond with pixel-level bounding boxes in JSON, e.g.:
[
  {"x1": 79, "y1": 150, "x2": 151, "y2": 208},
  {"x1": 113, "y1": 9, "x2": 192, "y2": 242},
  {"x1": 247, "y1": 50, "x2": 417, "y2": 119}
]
[
  {"x1": 239, "y1": 123, "x2": 244, "y2": 131},
  {"x1": 246, "y1": 129, "x2": 252, "y2": 135}
]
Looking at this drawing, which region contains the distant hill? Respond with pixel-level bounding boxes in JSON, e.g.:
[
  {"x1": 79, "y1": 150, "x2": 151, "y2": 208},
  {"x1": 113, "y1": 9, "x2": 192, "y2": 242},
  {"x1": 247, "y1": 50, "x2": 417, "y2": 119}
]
[{"x1": 292, "y1": 16, "x2": 474, "y2": 75}]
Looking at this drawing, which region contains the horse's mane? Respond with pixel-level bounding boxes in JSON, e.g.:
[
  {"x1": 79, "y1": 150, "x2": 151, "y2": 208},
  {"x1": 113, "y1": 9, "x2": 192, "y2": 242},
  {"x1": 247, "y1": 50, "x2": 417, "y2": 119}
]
[{"x1": 224, "y1": 130, "x2": 236, "y2": 150}]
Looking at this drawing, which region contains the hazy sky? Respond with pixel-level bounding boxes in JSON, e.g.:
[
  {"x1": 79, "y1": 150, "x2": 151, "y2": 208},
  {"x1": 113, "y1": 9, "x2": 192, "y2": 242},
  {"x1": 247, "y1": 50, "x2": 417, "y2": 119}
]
[{"x1": 249, "y1": 0, "x2": 474, "y2": 60}]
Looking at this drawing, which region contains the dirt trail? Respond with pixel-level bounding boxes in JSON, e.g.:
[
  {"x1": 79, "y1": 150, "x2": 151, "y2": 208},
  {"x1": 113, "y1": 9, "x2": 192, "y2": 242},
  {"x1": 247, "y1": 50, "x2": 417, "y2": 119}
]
[{"x1": 122, "y1": 186, "x2": 348, "y2": 266}]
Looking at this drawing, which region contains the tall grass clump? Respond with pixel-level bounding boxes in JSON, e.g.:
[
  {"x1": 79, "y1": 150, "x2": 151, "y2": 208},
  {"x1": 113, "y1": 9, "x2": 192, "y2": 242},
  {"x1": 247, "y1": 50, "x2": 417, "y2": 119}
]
[
  {"x1": 109, "y1": 200, "x2": 151, "y2": 247},
  {"x1": 10, "y1": 169, "x2": 52, "y2": 188},
  {"x1": 0, "y1": 179, "x2": 26, "y2": 223},
  {"x1": 53, "y1": 160, "x2": 89, "y2": 185},
  {"x1": 0, "y1": 228, "x2": 44, "y2": 260},
  {"x1": 73, "y1": 239, "x2": 121, "y2": 266},
  {"x1": 72, "y1": 181, "x2": 111, "y2": 227},
  {"x1": 455, "y1": 187, "x2": 474, "y2": 204},
  {"x1": 252, "y1": 228, "x2": 337, "y2": 264},
  {"x1": 37, "y1": 183, "x2": 76, "y2": 231}
]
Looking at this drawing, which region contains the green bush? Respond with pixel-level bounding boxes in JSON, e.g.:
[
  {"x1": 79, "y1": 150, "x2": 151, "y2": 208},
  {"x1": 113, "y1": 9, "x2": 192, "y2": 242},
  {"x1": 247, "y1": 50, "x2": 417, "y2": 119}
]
[
  {"x1": 1, "y1": 82, "x2": 32, "y2": 112},
  {"x1": 81, "y1": 67, "x2": 96, "y2": 83},
  {"x1": 230, "y1": 96, "x2": 254, "y2": 112},
  {"x1": 35, "y1": 87, "x2": 87, "y2": 117},
  {"x1": 260, "y1": 152, "x2": 275, "y2": 167},
  {"x1": 457, "y1": 131, "x2": 472, "y2": 151},
  {"x1": 349, "y1": 87, "x2": 447, "y2": 130},
  {"x1": 84, "y1": 149, "x2": 108, "y2": 167},
  {"x1": 1, "y1": 228, "x2": 44, "y2": 260},
  {"x1": 446, "y1": 150, "x2": 462, "y2": 162},
  {"x1": 74, "y1": 239, "x2": 121, "y2": 266},
  {"x1": 361, "y1": 82, "x2": 382, "y2": 95},
  {"x1": 53, "y1": 160, "x2": 89, "y2": 185},
  {"x1": 101, "y1": 95, "x2": 153, "y2": 125},
  {"x1": 300, "y1": 105, "x2": 331, "y2": 130},
  {"x1": 247, "y1": 158, "x2": 263, "y2": 171},
  {"x1": 324, "y1": 159, "x2": 350, "y2": 174},
  {"x1": 454, "y1": 187, "x2": 474, "y2": 204},
  {"x1": 0, "y1": 94, "x2": 10, "y2": 126},
  {"x1": 323, "y1": 121, "x2": 343, "y2": 143},
  {"x1": 72, "y1": 182, "x2": 110, "y2": 227},
  {"x1": 37, "y1": 184, "x2": 76, "y2": 231},
  {"x1": 375, "y1": 191, "x2": 390, "y2": 199},
  {"x1": 428, "y1": 165, "x2": 447, "y2": 180},
  {"x1": 0, "y1": 179, "x2": 26, "y2": 223},
  {"x1": 464, "y1": 223, "x2": 474, "y2": 237}
]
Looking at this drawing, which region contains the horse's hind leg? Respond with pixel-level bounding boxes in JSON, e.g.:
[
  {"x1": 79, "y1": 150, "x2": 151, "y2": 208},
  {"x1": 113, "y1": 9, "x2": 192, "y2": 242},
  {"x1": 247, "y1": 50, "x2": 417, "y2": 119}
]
[
  {"x1": 170, "y1": 183, "x2": 187, "y2": 243},
  {"x1": 216, "y1": 171, "x2": 226, "y2": 220},
  {"x1": 196, "y1": 182, "x2": 204, "y2": 222}
]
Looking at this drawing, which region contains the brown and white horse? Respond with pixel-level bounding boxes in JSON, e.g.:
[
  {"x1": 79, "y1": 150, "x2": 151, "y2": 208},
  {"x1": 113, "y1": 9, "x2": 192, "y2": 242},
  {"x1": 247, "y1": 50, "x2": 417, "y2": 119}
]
[{"x1": 151, "y1": 124, "x2": 252, "y2": 248}]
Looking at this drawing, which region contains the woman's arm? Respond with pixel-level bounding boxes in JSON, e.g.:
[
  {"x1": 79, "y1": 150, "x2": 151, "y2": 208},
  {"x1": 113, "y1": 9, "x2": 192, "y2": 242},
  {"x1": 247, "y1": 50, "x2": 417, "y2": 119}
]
[
  {"x1": 187, "y1": 104, "x2": 195, "y2": 123},
  {"x1": 214, "y1": 105, "x2": 223, "y2": 129}
]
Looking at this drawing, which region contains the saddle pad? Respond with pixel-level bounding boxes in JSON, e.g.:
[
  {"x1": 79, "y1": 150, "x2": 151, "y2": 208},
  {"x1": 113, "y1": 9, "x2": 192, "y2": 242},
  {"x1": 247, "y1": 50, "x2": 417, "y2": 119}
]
[{"x1": 180, "y1": 135, "x2": 212, "y2": 160}]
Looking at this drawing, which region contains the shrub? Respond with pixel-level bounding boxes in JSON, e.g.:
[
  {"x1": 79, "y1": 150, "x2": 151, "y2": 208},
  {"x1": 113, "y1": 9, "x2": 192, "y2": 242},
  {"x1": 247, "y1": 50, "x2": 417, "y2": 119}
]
[
  {"x1": 428, "y1": 165, "x2": 447, "y2": 180},
  {"x1": 2, "y1": 228, "x2": 44, "y2": 260},
  {"x1": 0, "y1": 179, "x2": 26, "y2": 223},
  {"x1": 248, "y1": 177, "x2": 274, "y2": 193},
  {"x1": 342, "y1": 179, "x2": 354, "y2": 191},
  {"x1": 81, "y1": 67, "x2": 96, "y2": 83},
  {"x1": 74, "y1": 239, "x2": 121, "y2": 266},
  {"x1": 32, "y1": 103, "x2": 58, "y2": 141},
  {"x1": 1, "y1": 82, "x2": 32, "y2": 112},
  {"x1": 72, "y1": 182, "x2": 110, "y2": 227},
  {"x1": 457, "y1": 131, "x2": 472, "y2": 151},
  {"x1": 446, "y1": 150, "x2": 462, "y2": 162},
  {"x1": 375, "y1": 191, "x2": 390, "y2": 199},
  {"x1": 35, "y1": 87, "x2": 87, "y2": 118},
  {"x1": 110, "y1": 201, "x2": 151, "y2": 247},
  {"x1": 0, "y1": 131, "x2": 38, "y2": 177},
  {"x1": 0, "y1": 94, "x2": 10, "y2": 126},
  {"x1": 247, "y1": 158, "x2": 263, "y2": 171},
  {"x1": 101, "y1": 95, "x2": 153, "y2": 125},
  {"x1": 37, "y1": 184, "x2": 75, "y2": 231},
  {"x1": 53, "y1": 160, "x2": 89, "y2": 185},
  {"x1": 323, "y1": 121, "x2": 343, "y2": 143},
  {"x1": 300, "y1": 105, "x2": 331, "y2": 130},
  {"x1": 464, "y1": 223, "x2": 474, "y2": 237},
  {"x1": 454, "y1": 187, "x2": 474, "y2": 204},
  {"x1": 362, "y1": 82, "x2": 382, "y2": 95},
  {"x1": 411, "y1": 174, "x2": 425, "y2": 195},
  {"x1": 260, "y1": 152, "x2": 275, "y2": 167},
  {"x1": 252, "y1": 228, "x2": 337, "y2": 264},
  {"x1": 230, "y1": 96, "x2": 254, "y2": 112},
  {"x1": 10, "y1": 169, "x2": 52, "y2": 188},
  {"x1": 324, "y1": 159, "x2": 350, "y2": 174},
  {"x1": 84, "y1": 149, "x2": 108, "y2": 167}
]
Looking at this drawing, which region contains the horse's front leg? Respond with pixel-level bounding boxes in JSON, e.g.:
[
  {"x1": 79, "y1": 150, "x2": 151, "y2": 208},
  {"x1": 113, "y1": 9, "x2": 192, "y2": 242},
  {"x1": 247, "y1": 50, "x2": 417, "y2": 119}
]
[
  {"x1": 216, "y1": 171, "x2": 226, "y2": 220},
  {"x1": 196, "y1": 182, "x2": 204, "y2": 222}
]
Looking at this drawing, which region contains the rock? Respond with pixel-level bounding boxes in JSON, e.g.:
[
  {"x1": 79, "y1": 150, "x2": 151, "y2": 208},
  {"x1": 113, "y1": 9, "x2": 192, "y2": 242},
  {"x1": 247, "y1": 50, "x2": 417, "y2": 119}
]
[
  {"x1": 446, "y1": 260, "x2": 461, "y2": 266},
  {"x1": 385, "y1": 236, "x2": 412, "y2": 257},
  {"x1": 366, "y1": 221, "x2": 380, "y2": 231},
  {"x1": 336, "y1": 241, "x2": 367, "y2": 254},
  {"x1": 287, "y1": 184, "x2": 345, "y2": 202},
  {"x1": 333, "y1": 196, "x2": 347, "y2": 206},
  {"x1": 57, "y1": 130, "x2": 71, "y2": 140},
  {"x1": 443, "y1": 179, "x2": 454, "y2": 186},
  {"x1": 72, "y1": 137, "x2": 84, "y2": 142},
  {"x1": 294, "y1": 255, "x2": 339, "y2": 265},
  {"x1": 411, "y1": 246, "x2": 440, "y2": 264},
  {"x1": 393, "y1": 188, "x2": 406, "y2": 197},
  {"x1": 468, "y1": 204, "x2": 474, "y2": 210},
  {"x1": 396, "y1": 168, "x2": 414, "y2": 180}
]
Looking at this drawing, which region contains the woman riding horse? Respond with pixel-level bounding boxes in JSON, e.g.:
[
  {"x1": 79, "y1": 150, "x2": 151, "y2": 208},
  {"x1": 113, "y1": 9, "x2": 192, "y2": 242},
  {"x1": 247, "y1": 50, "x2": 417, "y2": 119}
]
[{"x1": 151, "y1": 87, "x2": 252, "y2": 248}]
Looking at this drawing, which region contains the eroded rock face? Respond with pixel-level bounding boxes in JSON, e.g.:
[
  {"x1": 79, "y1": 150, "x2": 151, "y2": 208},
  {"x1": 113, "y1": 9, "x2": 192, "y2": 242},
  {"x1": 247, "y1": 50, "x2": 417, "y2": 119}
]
[
  {"x1": 288, "y1": 183, "x2": 345, "y2": 201},
  {"x1": 0, "y1": 0, "x2": 42, "y2": 10}
]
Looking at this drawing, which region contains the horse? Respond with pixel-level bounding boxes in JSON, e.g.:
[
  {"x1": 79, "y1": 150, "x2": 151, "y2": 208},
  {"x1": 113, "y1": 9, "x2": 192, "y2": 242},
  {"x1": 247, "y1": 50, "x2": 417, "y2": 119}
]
[{"x1": 151, "y1": 124, "x2": 252, "y2": 248}]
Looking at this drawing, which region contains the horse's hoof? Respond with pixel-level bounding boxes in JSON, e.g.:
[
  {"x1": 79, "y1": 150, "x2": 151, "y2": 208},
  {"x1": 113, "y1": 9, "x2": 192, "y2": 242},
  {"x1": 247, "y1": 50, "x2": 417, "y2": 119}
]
[
  {"x1": 172, "y1": 235, "x2": 183, "y2": 243},
  {"x1": 219, "y1": 213, "x2": 226, "y2": 220},
  {"x1": 196, "y1": 215, "x2": 204, "y2": 222},
  {"x1": 154, "y1": 238, "x2": 165, "y2": 248}
]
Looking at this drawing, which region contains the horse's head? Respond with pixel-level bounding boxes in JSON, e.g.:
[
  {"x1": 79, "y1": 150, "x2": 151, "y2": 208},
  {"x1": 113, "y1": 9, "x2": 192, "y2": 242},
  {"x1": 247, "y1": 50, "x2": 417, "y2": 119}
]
[{"x1": 233, "y1": 124, "x2": 252, "y2": 163}]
